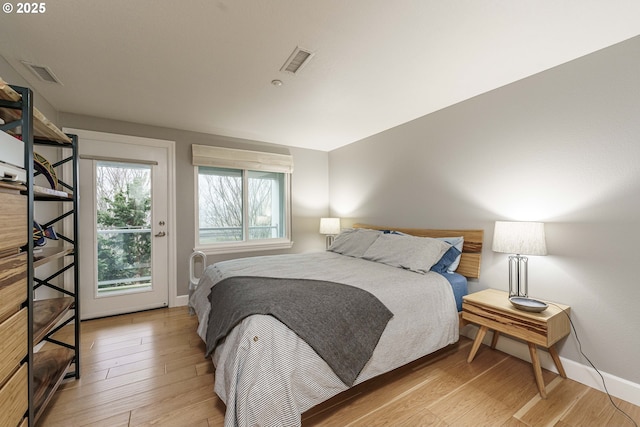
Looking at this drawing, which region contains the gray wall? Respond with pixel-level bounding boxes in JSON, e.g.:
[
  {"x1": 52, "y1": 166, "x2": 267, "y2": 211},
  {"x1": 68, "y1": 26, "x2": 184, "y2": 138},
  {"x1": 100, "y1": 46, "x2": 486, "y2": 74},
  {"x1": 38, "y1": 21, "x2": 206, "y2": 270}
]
[
  {"x1": 60, "y1": 113, "x2": 330, "y2": 296},
  {"x1": 329, "y1": 35, "x2": 640, "y2": 385}
]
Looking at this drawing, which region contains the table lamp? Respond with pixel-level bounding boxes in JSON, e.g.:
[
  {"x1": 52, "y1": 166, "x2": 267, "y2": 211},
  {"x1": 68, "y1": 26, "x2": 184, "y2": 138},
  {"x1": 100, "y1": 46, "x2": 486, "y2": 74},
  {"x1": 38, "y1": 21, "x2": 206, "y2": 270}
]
[
  {"x1": 492, "y1": 221, "x2": 548, "y2": 311},
  {"x1": 319, "y1": 217, "x2": 341, "y2": 249}
]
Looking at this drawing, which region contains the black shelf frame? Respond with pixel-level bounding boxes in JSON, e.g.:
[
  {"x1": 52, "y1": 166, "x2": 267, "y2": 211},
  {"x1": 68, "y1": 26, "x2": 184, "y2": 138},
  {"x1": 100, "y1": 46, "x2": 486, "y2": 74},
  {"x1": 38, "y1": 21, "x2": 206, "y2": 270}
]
[
  {"x1": 33, "y1": 135, "x2": 80, "y2": 383},
  {"x1": 1, "y1": 85, "x2": 80, "y2": 426}
]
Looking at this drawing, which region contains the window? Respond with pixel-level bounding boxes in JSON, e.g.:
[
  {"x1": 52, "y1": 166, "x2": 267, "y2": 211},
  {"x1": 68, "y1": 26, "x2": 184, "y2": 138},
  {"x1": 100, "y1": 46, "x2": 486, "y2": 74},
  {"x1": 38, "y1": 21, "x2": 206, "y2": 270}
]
[{"x1": 192, "y1": 145, "x2": 293, "y2": 253}]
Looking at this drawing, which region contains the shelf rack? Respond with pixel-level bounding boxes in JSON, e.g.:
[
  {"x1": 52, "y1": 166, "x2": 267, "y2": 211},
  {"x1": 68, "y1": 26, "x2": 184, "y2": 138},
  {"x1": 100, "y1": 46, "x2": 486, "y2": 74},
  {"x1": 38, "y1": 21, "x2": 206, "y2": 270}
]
[{"x1": 1, "y1": 78, "x2": 80, "y2": 427}]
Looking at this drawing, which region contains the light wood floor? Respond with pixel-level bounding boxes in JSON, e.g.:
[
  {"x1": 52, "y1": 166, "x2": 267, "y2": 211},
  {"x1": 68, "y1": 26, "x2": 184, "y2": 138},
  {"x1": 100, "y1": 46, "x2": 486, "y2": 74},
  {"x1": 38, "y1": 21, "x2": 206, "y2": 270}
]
[{"x1": 39, "y1": 307, "x2": 639, "y2": 427}]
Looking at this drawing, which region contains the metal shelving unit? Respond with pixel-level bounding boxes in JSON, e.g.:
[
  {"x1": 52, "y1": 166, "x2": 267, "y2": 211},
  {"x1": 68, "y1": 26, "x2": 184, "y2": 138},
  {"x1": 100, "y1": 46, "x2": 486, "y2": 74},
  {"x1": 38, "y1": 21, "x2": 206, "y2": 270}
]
[{"x1": 1, "y1": 79, "x2": 80, "y2": 427}]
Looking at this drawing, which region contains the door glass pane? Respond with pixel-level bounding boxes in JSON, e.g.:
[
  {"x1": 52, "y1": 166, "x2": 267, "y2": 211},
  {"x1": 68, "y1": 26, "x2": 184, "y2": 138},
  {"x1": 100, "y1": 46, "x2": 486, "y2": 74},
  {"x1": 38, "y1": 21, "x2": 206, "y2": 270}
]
[
  {"x1": 198, "y1": 167, "x2": 243, "y2": 243},
  {"x1": 248, "y1": 170, "x2": 285, "y2": 239},
  {"x1": 96, "y1": 161, "x2": 152, "y2": 295}
]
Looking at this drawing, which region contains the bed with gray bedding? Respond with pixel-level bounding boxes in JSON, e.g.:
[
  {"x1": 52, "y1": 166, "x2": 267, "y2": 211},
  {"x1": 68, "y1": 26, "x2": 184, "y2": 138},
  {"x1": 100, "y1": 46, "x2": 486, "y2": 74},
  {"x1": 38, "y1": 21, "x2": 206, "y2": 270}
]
[{"x1": 189, "y1": 226, "x2": 483, "y2": 427}]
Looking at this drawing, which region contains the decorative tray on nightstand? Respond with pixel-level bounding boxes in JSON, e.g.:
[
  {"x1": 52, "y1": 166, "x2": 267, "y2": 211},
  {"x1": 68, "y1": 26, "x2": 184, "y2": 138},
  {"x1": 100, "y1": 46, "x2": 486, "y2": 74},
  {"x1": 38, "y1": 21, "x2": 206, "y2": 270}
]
[{"x1": 509, "y1": 297, "x2": 548, "y2": 312}]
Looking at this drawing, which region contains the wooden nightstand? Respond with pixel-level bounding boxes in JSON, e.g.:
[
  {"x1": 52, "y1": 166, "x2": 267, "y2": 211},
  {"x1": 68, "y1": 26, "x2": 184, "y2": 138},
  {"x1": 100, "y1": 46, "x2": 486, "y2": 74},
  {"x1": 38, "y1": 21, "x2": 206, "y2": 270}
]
[{"x1": 462, "y1": 289, "x2": 571, "y2": 398}]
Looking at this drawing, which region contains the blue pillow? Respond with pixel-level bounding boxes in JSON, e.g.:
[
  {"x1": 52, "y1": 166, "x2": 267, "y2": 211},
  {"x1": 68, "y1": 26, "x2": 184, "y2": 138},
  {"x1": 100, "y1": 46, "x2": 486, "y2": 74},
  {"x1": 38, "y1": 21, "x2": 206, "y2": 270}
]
[
  {"x1": 437, "y1": 236, "x2": 464, "y2": 272},
  {"x1": 430, "y1": 246, "x2": 462, "y2": 274},
  {"x1": 381, "y1": 230, "x2": 407, "y2": 235}
]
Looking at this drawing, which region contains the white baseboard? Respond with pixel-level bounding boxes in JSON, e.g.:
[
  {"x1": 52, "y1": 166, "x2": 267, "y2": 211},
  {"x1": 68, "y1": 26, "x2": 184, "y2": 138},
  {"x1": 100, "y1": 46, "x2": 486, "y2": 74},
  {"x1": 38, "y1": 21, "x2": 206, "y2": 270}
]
[
  {"x1": 461, "y1": 325, "x2": 640, "y2": 407},
  {"x1": 172, "y1": 294, "x2": 189, "y2": 307},
  {"x1": 560, "y1": 357, "x2": 640, "y2": 408}
]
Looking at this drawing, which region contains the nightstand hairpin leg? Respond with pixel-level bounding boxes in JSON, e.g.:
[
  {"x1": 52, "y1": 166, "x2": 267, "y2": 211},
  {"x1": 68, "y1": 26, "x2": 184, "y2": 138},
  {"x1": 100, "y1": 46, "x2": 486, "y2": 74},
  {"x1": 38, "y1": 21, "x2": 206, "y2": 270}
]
[
  {"x1": 548, "y1": 346, "x2": 567, "y2": 378},
  {"x1": 527, "y1": 344, "x2": 567, "y2": 398},
  {"x1": 467, "y1": 325, "x2": 488, "y2": 363},
  {"x1": 528, "y1": 343, "x2": 547, "y2": 398},
  {"x1": 491, "y1": 331, "x2": 500, "y2": 349}
]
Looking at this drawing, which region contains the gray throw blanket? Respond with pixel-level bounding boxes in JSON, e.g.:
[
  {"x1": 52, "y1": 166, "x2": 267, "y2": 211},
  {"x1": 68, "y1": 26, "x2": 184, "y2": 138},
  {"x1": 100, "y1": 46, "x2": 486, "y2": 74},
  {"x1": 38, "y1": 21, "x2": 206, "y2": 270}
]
[{"x1": 206, "y1": 276, "x2": 393, "y2": 386}]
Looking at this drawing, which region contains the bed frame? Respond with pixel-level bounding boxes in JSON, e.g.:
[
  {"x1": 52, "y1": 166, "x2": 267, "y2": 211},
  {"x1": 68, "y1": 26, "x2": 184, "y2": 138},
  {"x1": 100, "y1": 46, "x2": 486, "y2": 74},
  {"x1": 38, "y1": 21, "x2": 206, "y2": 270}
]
[{"x1": 353, "y1": 224, "x2": 484, "y2": 279}]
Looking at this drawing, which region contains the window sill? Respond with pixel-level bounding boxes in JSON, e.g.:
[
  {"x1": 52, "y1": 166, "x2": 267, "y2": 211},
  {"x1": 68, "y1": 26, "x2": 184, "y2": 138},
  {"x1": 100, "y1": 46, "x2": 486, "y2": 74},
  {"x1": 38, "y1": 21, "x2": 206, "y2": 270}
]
[{"x1": 194, "y1": 239, "x2": 294, "y2": 255}]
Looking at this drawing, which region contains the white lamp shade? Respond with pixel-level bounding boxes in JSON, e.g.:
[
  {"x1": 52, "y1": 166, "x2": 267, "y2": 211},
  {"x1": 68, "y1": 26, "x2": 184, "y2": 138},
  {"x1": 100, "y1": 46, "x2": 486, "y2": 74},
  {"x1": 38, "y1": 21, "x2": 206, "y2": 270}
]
[
  {"x1": 319, "y1": 217, "x2": 341, "y2": 235},
  {"x1": 492, "y1": 221, "x2": 547, "y2": 256}
]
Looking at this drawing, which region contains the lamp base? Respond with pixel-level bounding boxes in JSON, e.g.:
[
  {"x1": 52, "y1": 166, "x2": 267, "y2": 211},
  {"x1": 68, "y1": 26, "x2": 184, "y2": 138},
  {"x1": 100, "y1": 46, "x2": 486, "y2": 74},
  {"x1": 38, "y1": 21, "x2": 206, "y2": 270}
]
[
  {"x1": 509, "y1": 296, "x2": 548, "y2": 313},
  {"x1": 325, "y1": 235, "x2": 335, "y2": 250}
]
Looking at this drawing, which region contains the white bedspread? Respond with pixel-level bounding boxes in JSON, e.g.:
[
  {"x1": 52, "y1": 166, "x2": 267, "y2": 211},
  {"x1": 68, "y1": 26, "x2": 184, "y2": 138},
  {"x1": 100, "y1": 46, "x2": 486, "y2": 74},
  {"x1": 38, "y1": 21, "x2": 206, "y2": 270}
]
[{"x1": 189, "y1": 251, "x2": 459, "y2": 427}]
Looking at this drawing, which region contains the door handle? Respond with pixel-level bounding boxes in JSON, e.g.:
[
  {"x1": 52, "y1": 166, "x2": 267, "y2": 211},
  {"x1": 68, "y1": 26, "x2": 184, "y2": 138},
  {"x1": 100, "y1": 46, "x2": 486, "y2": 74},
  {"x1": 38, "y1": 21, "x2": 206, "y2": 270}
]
[{"x1": 154, "y1": 231, "x2": 166, "y2": 237}]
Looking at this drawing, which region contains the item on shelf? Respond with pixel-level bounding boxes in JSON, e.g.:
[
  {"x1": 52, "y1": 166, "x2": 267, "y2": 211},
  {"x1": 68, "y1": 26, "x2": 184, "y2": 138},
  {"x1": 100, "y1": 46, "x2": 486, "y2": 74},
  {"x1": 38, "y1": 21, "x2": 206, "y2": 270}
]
[
  {"x1": 0, "y1": 126, "x2": 24, "y2": 169},
  {"x1": 33, "y1": 221, "x2": 58, "y2": 246},
  {"x1": 33, "y1": 184, "x2": 70, "y2": 198},
  {"x1": 0, "y1": 160, "x2": 26, "y2": 183},
  {"x1": 33, "y1": 151, "x2": 58, "y2": 189}
]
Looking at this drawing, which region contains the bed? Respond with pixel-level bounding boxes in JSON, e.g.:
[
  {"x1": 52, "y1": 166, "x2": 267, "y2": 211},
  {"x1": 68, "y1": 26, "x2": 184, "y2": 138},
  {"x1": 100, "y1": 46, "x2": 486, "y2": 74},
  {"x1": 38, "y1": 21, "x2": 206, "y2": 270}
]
[{"x1": 189, "y1": 224, "x2": 483, "y2": 427}]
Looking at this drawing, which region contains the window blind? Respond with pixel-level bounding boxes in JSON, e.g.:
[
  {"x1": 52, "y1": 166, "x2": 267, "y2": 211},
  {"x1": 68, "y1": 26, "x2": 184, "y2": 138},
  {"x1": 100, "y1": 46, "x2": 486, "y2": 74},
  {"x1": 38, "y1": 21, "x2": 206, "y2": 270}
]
[{"x1": 192, "y1": 144, "x2": 294, "y2": 174}]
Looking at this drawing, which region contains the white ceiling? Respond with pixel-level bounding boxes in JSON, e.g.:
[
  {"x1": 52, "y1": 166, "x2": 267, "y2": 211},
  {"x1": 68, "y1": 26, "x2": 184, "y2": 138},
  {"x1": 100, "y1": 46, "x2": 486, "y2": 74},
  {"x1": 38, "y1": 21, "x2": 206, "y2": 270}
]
[{"x1": 1, "y1": 1, "x2": 639, "y2": 152}]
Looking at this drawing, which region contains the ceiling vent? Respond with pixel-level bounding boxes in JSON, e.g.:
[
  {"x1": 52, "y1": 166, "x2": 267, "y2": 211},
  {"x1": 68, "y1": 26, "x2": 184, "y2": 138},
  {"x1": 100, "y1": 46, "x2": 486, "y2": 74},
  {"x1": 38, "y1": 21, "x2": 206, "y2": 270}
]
[
  {"x1": 280, "y1": 47, "x2": 314, "y2": 74},
  {"x1": 21, "y1": 61, "x2": 63, "y2": 85}
]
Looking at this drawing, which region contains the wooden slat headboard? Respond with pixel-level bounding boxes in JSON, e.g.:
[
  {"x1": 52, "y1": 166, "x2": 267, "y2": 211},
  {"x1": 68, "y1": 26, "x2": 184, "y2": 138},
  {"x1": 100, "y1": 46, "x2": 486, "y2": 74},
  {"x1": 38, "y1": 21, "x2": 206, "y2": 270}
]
[{"x1": 353, "y1": 224, "x2": 484, "y2": 279}]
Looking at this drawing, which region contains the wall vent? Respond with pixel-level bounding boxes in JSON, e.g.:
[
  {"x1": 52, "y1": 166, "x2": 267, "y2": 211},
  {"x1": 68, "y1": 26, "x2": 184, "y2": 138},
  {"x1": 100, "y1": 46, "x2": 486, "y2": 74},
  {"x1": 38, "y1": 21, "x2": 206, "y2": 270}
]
[
  {"x1": 21, "y1": 61, "x2": 63, "y2": 85},
  {"x1": 280, "y1": 47, "x2": 314, "y2": 74}
]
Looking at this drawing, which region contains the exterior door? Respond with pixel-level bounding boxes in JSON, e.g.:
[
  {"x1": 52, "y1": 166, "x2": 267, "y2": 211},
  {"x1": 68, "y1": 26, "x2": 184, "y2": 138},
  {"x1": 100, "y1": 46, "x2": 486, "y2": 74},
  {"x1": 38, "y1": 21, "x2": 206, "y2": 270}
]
[{"x1": 72, "y1": 130, "x2": 173, "y2": 319}]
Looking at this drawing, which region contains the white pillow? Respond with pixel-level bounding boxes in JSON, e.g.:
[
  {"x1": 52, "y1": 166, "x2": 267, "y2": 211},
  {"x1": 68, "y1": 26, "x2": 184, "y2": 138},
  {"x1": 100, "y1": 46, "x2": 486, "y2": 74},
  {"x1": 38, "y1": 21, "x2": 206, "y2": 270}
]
[
  {"x1": 362, "y1": 233, "x2": 451, "y2": 274},
  {"x1": 328, "y1": 228, "x2": 381, "y2": 258},
  {"x1": 437, "y1": 236, "x2": 464, "y2": 272}
]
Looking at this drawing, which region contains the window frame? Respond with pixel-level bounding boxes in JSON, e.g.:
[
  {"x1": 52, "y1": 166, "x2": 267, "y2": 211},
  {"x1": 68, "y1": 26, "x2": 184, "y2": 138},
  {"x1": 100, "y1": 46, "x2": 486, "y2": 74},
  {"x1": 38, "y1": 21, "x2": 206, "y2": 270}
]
[{"x1": 193, "y1": 165, "x2": 293, "y2": 255}]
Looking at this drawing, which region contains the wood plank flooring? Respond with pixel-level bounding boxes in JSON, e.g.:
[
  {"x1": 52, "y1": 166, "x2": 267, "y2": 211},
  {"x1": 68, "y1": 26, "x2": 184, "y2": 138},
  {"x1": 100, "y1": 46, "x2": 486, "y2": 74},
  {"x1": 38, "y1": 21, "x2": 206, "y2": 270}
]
[{"x1": 38, "y1": 307, "x2": 639, "y2": 426}]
